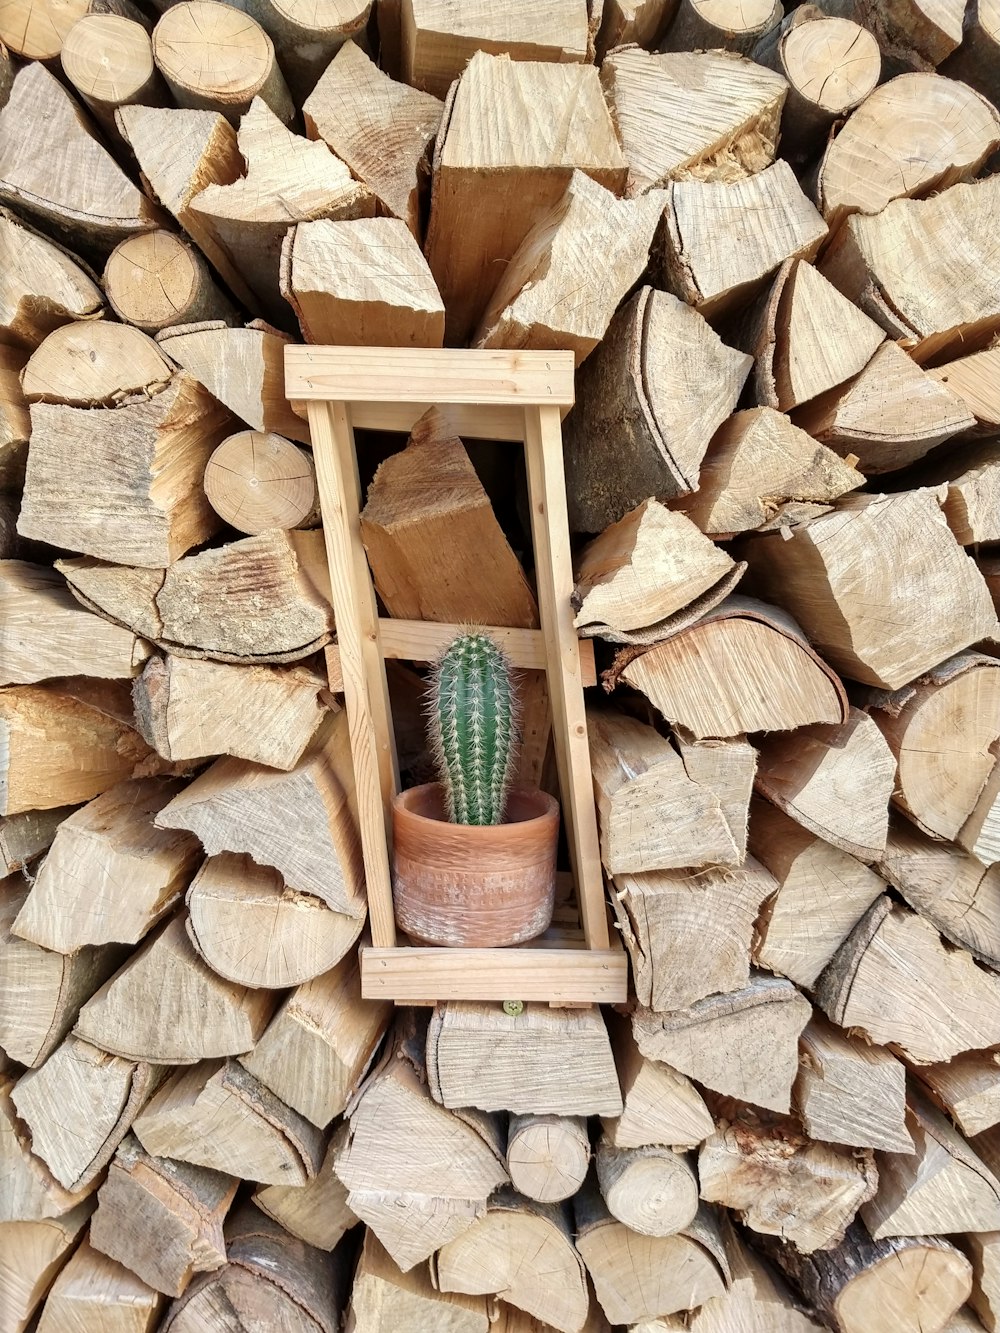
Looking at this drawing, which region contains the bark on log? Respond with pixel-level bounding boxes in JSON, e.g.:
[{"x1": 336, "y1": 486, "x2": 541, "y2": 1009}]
[
  {"x1": 596, "y1": 1135, "x2": 699, "y2": 1237},
  {"x1": 660, "y1": 0, "x2": 782, "y2": 53},
  {"x1": 0, "y1": 1072, "x2": 92, "y2": 1222},
  {"x1": 506, "y1": 1114, "x2": 590, "y2": 1204},
  {"x1": 0, "y1": 208, "x2": 104, "y2": 350},
  {"x1": 229, "y1": 0, "x2": 371, "y2": 101},
  {"x1": 60, "y1": 14, "x2": 168, "y2": 133},
  {"x1": 104, "y1": 230, "x2": 239, "y2": 334}
]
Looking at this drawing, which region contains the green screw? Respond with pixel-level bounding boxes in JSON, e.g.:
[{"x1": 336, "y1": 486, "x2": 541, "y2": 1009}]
[{"x1": 502, "y1": 999, "x2": 524, "y2": 1017}]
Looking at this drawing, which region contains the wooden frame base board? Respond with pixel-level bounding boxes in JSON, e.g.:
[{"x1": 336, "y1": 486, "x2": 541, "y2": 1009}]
[{"x1": 361, "y1": 945, "x2": 628, "y2": 1005}]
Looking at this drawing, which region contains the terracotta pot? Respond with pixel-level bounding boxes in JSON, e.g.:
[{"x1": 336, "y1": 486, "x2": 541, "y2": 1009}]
[{"x1": 391, "y1": 783, "x2": 559, "y2": 948}]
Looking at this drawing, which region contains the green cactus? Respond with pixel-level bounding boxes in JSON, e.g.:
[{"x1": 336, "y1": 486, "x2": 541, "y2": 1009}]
[{"x1": 429, "y1": 631, "x2": 519, "y2": 826}]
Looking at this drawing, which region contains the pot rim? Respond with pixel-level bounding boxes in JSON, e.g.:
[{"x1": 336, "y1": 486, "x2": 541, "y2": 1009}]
[{"x1": 392, "y1": 781, "x2": 559, "y2": 834}]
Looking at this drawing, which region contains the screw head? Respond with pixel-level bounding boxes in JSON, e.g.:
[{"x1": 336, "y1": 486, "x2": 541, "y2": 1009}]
[{"x1": 502, "y1": 999, "x2": 524, "y2": 1017}]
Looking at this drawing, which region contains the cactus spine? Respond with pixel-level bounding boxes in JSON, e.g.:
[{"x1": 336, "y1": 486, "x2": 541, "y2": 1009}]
[{"x1": 430, "y1": 631, "x2": 518, "y2": 825}]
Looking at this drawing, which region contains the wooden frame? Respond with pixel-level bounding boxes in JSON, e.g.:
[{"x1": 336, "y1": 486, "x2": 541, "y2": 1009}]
[{"x1": 285, "y1": 346, "x2": 627, "y2": 1005}]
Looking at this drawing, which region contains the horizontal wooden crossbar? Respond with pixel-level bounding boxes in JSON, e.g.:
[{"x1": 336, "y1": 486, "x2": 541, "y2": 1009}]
[{"x1": 360, "y1": 944, "x2": 628, "y2": 1004}]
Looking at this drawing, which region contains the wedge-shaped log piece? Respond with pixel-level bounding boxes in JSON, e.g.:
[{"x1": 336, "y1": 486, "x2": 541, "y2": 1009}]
[
  {"x1": 18, "y1": 375, "x2": 233, "y2": 567},
  {"x1": 0, "y1": 1073, "x2": 90, "y2": 1222},
  {"x1": 281, "y1": 216, "x2": 444, "y2": 347},
  {"x1": 133, "y1": 1059, "x2": 325, "y2": 1187},
  {"x1": 90, "y1": 1133, "x2": 236, "y2": 1298},
  {"x1": 506, "y1": 1114, "x2": 590, "y2": 1204},
  {"x1": 0, "y1": 63, "x2": 161, "y2": 258},
  {"x1": 0, "y1": 562, "x2": 150, "y2": 685},
  {"x1": 815, "y1": 73, "x2": 1000, "y2": 231},
  {"x1": 614, "y1": 858, "x2": 775, "y2": 1013},
  {"x1": 750, "y1": 799, "x2": 886, "y2": 987},
  {"x1": 796, "y1": 1015, "x2": 912, "y2": 1154},
  {"x1": 426, "y1": 1002, "x2": 623, "y2": 1117},
  {"x1": 595, "y1": 0, "x2": 676, "y2": 55},
  {"x1": 600, "y1": 46, "x2": 786, "y2": 195},
  {"x1": 815, "y1": 897, "x2": 1000, "y2": 1065},
  {"x1": 820, "y1": 175, "x2": 1000, "y2": 364},
  {"x1": 928, "y1": 343, "x2": 1000, "y2": 436},
  {"x1": 742, "y1": 490, "x2": 999, "y2": 690},
  {"x1": 22, "y1": 322, "x2": 172, "y2": 407},
  {"x1": 863, "y1": 1092, "x2": 1000, "y2": 1239},
  {"x1": 253, "y1": 1127, "x2": 358, "y2": 1250},
  {"x1": 156, "y1": 713, "x2": 362, "y2": 917},
  {"x1": 186, "y1": 854, "x2": 362, "y2": 989},
  {"x1": 596, "y1": 1135, "x2": 699, "y2": 1237},
  {"x1": 134, "y1": 655, "x2": 327, "y2": 770},
  {"x1": 57, "y1": 558, "x2": 166, "y2": 643},
  {"x1": 699, "y1": 1109, "x2": 878, "y2": 1253},
  {"x1": 475, "y1": 171, "x2": 665, "y2": 365},
  {"x1": 675, "y1": 407, "x2": 863, "y2": 536},
  {"x1": 241, "y1": 953, "x2": 390, "y2": 1128},
  {"x1": 573, "y1": 500, "x2": 739, "y2": 639},
  {"x1": 75, "y1": 913, "x2": 278, "y2": 1064},
  {"x1": 11, "y1": 1037, "x2": 164, "y2": 1193},
  {"x1": 157, "y1": 320, "x2": 307, "y2": 442},
  {"x1": 633, "y1": 975, "x2": 811, "y2": 1113},
  {"x1": 12, "y1": 778, "x2": 199, "y2": 954},
  {"x1": 0, "y1": 807, "x2": 74, "y2": 876},
  {"x1": 603, "y1": 1013, "x2": 713, "y2": 1151},
  {"x1": 347, "y1": 1228, "x2": 489, "y2": 1332},
  {"x1": 190, "y1": 98, "x2": 374, "y2": 328},
  {"x1": 564, "y1": 287, "x2": 752, "y2": 530},
  {"x1": 36, "y1": 1237, "x2": 163, "y2": 1333},
  {"x1": 304, "y1": 41, "x2": 442, "y2": 239},
  {"x1": 610, "y1": 596, "x2": 848, "y2": 740},
  {"x1": 104, "y1": 230, "x2": 238, "y2": 335},
  {"x1": 434, "y1": 1190, "x2": 589, "y2": 1333},
  {"x1": 423, "y1": 51, "x2": 625, "y2": 342},
  {"x1": 0, "y1": 1202, "x2": 94, "y2": 1333},
  {"x1": 920, "y1": 439, "x2": 1000, "y2": 546},
  {"x1": 918, "y1": 1050, "x2": 1000, "y2": 1138},
  {"x1": 0, "y1": 208, "x2": 104, "y2": 350},
  {"x1": 658, "y1": 161, "x2": 827, "y2": 320},
  {"x1": 575, "y1": 1184, "x2": 728, "y2": 1326},
  {"x1": 754, "y1": 708, "x2": 895, "y2": 860}
]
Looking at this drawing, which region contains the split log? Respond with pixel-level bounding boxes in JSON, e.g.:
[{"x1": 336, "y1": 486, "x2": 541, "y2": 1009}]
[
  {"x1": 475, "y1": 171, "x2": 665, "y2": 364},
  {"x1": 89, "y1": 1133, "x2": 236, "y2": 1297},
  {"x1": 133, "y1": 1059, "x2": 325, "y2": 1186},
  {"x1": 0, "y1": 1202, "x2": 94, "y2": 1333},
  {"x1": 918, "y1": 1051, "x2": 1000, "y2": 1138},
  {"x1": 400, "y1": 0, "x2": 588, "y2": 97},
  {"x1": 609, "y1": 596, "x2": 848, "y2": 740},
  {"x1": 22, "y1": 321, "x2": 172, "y2": 406},
  {"x1": 674, "y1": 407, "x2": 863, "y2": 536},
  {"x1": 0, "y1": 682, "x2": 158, "y2": 816},
  {"x1": 0, "y1": 207, "x2": 103, "y2": 350},
  {"x1": 793, "y1": 341, "x2": 977, "y2": 472},
  {"x1": 928, "y1": 343, "x2": 1000, "y2": 436},
  {"x1": 158, "y1": 320, "x2": 307, "y2": 442},
  {"x1": 573, "y1": 500, "x2": 740, "y2": 640},
  {"x1": 229, "y1": 0, "x2": 371, "y2": 101},
  {"x1": 0, "y1": 806, "x2": 75, "y2": 875},
  {"x1": 657, "y1": 160, "x2": 827, "y2": 320},
  {"x1": 152, "y1": 0, "x2": 292, "y2": 122},
  {"x1": 596, "y1": 1135, "x2": 698, "y2": 1237},
  {"x1": 240, "y1": 953, "x2": 390, "y2": 1129},
  {"x1": 759, "y1": 1222, "x2": 973, "y2": 1333},
  {"x1": 862, "y1": 1092, "x2": 1000, "y2": 1239},
  {"x1": 203, "y1": 430, "x2": 317, "y2": 534},
  {"x1": 632, "y1": 974, "x2": 812, "y2": 1113},
  {"x1": 134, "y1": 655, "x2": 327, "y2": 770},
  {"x1": 190, "y1": 98, "x2": 374, "y2": 328},
  {"x1": 603, "y1": 1013, "x2": 713, "y2": 1151},
  {"x1": 304, "y1": 40, "x2": 442, "y2": 239},
  {"x1": 698, "y1": 1110, "x2": 878, "y2": 1253},
  {"x1": 917, "y1": 439, "x2": 1000, "y2": 546},
  {"x1": 36, "y1": 1238, "x2": 163, "y2": 1333},
  {"x1": 434, "y1": 1190, "x2": 589, "y2": 1333},
  {"x1": 741, "y1": 490, "x2": 999, "y2": 690},
  {"x1": 660, "y1": 0, "x2": 781, "y2": 52},
  {"x1": 750, "y1": 799, "x2": 886, "y2": 987},
  {"x1": 426, "y1": 1003, "x2": 623, "y2": 1117},
  {"x1": 423, "y1": 50, "x2": 624, "y2": 342},
  {"x1": 941, "y1": 0, "x2": 1000, "y2": 98},
  {"x1": 564, "y1": 287, "x2": 753, "y2": 530},
  {"x1": 595, "y1": 0, "x2": 676, "y2": 54},
  {"x1": 575, "y1": 1185, "x2": 728, "y2": 1326},
  {"x1": 819, "y1": 175, "x2": 1000, "y2": 364},
  {"x1": 0, "y1": 875, "x2": 126, "y2": 1067},
  {"x1": 0, "y1": 344, "x2": 29, "y2": 491},
  {"x1": 0, "y1": 1073, "x2": 91, "y2": 1222},
  {"x1": 815, "y1": 74, "x2": 1000, "y2": 232},
  {"x1": 156, "y1": 713, "x2": 363, "y2": 916},
  {"x1": 506, "y1": 1115, "x2": 590, "y2": 1204},
  {"x1": 12, "y1": 778, "x2": 199, "y2": 953},
  {"x1": 11, "y1": 1037, "x2": 164, "y2": 1192},
  {"x1": 796, "y1": 1015, "x2": 912, "y2": 1154},
  {"x1": 280, "y1": 216, "x2": 444, "y2": 347},
  {"x1": 252, "y1": 1127, "x2": 357, "y2": 1249},
  {"x1": 0, "y1": 562, "x2": 151, "y2": 685},
  {"x1": 186, "y1": 854, "x2": 362, "y2": 989},
  {"x1": 754, "y1": 708, "x2": 895, "y2": 860},
  {"x1": 104, "y1": 230, "x2": 239, "y2": 334},
  {"x1": 613, "y1": 859, "x2": 775, "y2": 1013},
  {"x1": 74, "y1": 913, "x2": 278, "y2": 1064},
  {"x1": 346, "y1": 1228, "x2": 489, "y2": 1332},
  {"x1": 599, "y1": 46, "x2": 786, "y2": 196},
  {"x1": 18, "y1": 375, "x2": 234, "y2": 567},
  {"x1": 966, "y1": 1229, "x2": 1000, "y2": 1332},
  {"x1": 815, "y1": 897, "x2": 1000, "y2": 1065},
  {"x1": 60, "y1": 14, "x2": 167, "y2": 133},
  {"x1": 0, "y1": 62, "x2": 162, "y2": 258}
]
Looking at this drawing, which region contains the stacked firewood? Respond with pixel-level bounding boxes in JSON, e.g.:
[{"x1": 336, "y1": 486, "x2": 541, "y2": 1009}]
[{"x1": 1, "y1": 0, "x2": 1000, "y2": 1329}]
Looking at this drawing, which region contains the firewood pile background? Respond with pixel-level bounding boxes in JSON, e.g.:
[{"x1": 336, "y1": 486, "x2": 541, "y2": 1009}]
[{"x1": 1, "y1": 0, "x2": 1000, "y2": 1328}]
